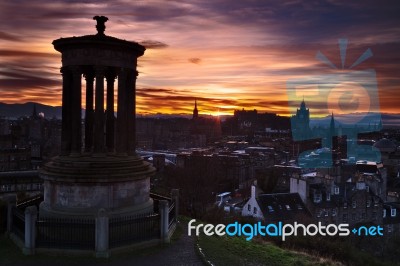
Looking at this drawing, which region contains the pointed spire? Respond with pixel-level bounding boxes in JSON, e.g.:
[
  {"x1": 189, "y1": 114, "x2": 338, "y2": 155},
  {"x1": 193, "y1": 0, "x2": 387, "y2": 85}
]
[
  {"x1": 32, "y1": 103, "x2": 38, "y2": 119},
  {"x1": 330, "y1": 112, "x2": 335, "y2": 133},
  {"x1": 193, "y1": 98, "x2": 199, "y2": 119},
  {"x1": 300, "y1": 97, "x2": 306, "y2": 110}
]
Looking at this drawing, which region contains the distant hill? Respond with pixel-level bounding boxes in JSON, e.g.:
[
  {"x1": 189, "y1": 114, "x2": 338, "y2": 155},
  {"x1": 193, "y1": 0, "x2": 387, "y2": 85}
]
[
  {"x1": 309, "y1": 113, "x2": 400, "y2": 128},
  {"x1": 0, "y1": 102, "x2": 62, "y2": 119},
  {"x1": 1, "y1": 102, "x2": 399, "y2": 128},
  {"x1": 0, "y1": 102, "x2": 202, "y2": 120}
]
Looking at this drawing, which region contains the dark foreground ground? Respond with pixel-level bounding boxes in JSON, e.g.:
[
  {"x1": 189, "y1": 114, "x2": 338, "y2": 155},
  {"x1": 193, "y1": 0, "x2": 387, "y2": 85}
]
[{"x1": 0, "y1": 221, "x2": 204, "y2": 266}]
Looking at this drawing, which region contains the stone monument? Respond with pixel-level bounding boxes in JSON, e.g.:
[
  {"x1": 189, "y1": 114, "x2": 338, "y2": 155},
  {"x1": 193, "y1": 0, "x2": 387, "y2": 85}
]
[{"x1": 39, "y1": 16, "x2": 155, "y2": 218}]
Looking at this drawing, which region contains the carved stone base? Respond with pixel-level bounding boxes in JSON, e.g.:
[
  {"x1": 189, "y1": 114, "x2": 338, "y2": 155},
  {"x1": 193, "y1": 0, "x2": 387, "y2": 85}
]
[{"x1": 39, "y1": 155, "x2": 155, "y2": 218}]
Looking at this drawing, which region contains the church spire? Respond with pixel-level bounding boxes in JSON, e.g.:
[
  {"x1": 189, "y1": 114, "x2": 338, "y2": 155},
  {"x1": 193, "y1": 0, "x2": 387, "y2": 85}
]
[
  {"x1": 32, "y1": 103, "x2": 38, "y2": 119},
  {"x1": 300, "y1": 97, "x2": 306, "y2": 110},
  {"x1": 193, "y1": 98, "x2": 199, "y2": 119}
]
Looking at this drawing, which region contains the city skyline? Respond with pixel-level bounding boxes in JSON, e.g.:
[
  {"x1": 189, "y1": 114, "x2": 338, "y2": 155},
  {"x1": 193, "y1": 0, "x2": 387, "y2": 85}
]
[{"x1": 1, "y1": 1, "x2": 400, "y2": 117}]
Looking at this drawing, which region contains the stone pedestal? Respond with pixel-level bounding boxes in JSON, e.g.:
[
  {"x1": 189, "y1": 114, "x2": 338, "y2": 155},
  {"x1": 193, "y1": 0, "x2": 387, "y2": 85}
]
[{"x1": 39, "y1": 155, "x2": 154, "y2": 218}]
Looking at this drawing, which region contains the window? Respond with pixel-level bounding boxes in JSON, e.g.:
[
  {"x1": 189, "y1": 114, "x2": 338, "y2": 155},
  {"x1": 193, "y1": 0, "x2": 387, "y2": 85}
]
[
  {"x1": 361, "y1": 213, "x2": 366, "y2": 219},
  {"x1": 253, "y1": 207, "x2": 257, "y2": 214},
  {"x1": 285, "y1": 205, "x2": 291, "y2": 211},
  {"x1": 314, "y1": 193, "x2": 322, "y2": 203},
  {"x1": 343, "y1": 202, "x2": 347, "y2": 209},
  {"x1": 332, "y1": 209, "x2": 337, "y2": 216},
  {"x1": 352, "y1": 213, "x2": 357, "y2": 221},
  {"x1": 388, "y1": 225, "x2": 393, "y2": 233},
  {"x1": 248, "y1": 204, "x2": 251, "y2": 211},
  {"x1": 352, "y1": 201, "x2": 357, "y2": 208},
  {"x1": 366, "y1": 199, "x2": 371, "y2": 208},
  {"x1": 383, "y1": 209, "x2": 386, "y2": 218},
  {"x1": 391, "y1": 208, "x2": 397, "y2": 217},
  {"x1": 334, "y1": 186, "x2": 340, "y2": 195},
  {"x1": 343, "y1": 214, "x2": 348, "y2": 222},
  {"x1": 366, "y1": 185, "x2": 369, "y2": 192},
  {"x1": 326, "y1": 193, "x2": 331, "y2": 201},
  {"x1": 372, "y1": 212, "x2": 377, "y2": 220},
  {"x1": 268, "y1": 206, "x2": 274, "y2": 212}
]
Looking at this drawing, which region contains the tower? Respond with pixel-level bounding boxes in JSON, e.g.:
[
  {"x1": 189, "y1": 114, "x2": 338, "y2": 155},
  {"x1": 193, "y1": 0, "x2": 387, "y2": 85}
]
[
  {"x1": 327, "y1": 112, "x2": 336, "y2": 149},
  {"x1": 193, "y1": 98, "x2": 199, "y2": 119},
  {"x1": 291, "y1": 99, "x2": 311, "y2": 140},
  {"x1": 32, "y1": 103, "x2": 38, "y2": 119},
  {"x1": 39, "y1": 16, "x2": 155, "y2": 218},
  {"x1": 330, "y1": 112, "x2": 335, "y2": 135}
]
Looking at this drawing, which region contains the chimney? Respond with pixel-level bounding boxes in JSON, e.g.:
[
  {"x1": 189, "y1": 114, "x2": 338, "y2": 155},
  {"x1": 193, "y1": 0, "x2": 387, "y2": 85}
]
[{"x1": 251, "y1": 185, "x2": 256, "y2": 199}]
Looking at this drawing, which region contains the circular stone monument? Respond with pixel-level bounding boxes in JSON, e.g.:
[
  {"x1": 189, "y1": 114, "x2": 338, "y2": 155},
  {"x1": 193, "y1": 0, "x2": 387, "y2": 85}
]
[{"x1": 39, "y1": 16, "x2": 155, "y2": 218}]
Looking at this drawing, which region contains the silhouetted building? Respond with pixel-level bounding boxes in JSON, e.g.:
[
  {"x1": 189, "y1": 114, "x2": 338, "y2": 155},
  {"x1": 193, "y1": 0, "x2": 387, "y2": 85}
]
[
  {"x1": 192, "y1": 99, "x2": 198, "y2": 119},
  {"x1": 291, "y1": 99, "x2": 312, "y2": 140},
  {"x1": 191, "y1": 100, "x2": 222, "y2": 147},
  {"x1": 223, "y1": 108, "x2": 290, "y2": 135},
  {"x1": 0, "y1": 147, "x2": 31, "y2": 172}
]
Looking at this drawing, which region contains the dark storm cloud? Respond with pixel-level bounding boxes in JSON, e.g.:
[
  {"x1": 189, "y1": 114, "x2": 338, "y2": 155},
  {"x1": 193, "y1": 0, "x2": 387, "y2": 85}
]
[
  {"x1": 196, "y1": 0, "x2": 400, "y2": 44},
  {"x1": 137, "y1": 86, "x2": 238, "y2": 105},
  {"x1": 0, "y1": 70, "x2": 60, "y2": 89},
  {"x1": 139, "y1": 40, "x2": 168, "y2": 49},
  {"x1": 0, "y1": 49, "x2": 57, "y2": 58},
  {"x1": 0, "y1": 31, "x2": 22, "y2": 42},
  {"x1": 188, "y1": 58, "x2": 201, "y2": 64}
]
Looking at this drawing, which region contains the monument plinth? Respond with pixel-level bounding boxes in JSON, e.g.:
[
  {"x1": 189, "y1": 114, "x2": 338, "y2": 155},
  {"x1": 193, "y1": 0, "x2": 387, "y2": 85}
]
[{"x1": 39, "y1": 16, "x2": 155, "y2": 218}]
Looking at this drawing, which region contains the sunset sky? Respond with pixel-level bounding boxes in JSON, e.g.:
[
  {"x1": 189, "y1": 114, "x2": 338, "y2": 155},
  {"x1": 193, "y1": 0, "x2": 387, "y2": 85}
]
[{"x1": 1, "y1": 0, "x2": 400, "y2": 117}]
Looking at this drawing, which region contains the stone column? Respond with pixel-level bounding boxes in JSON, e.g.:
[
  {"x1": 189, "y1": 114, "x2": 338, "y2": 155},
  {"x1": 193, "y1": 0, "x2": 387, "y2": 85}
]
[
  {"x1": 23, "y1": 206, "x2": 37, "y2": 255},
  {"x1": 116, "y1": 68, "x2": 128, "y2": 155},
  {"x1": 84, "y1": 71, "x2": 95, "y2": 153},
  {"x1": 127, "y1": 70, "x2": 137, "y2": 156},
  {"x1": 70, "y1": 66, "x2": 82, "y2": 155},
  {"x1": 159, "y1": 200, "x2": 170, "y2": 243},
  {"x1": 95, "y1": 209, "x2": 109, "y2": 258},
  {"x1": 106, "y1": 71, "x2": 115, "y2": 153},
  {"x1": 60, "y1": 67, "x2": 72, "y2": 155},
  {"x1": 94, "y1": 66, "x2": 106, "y2": 154}
]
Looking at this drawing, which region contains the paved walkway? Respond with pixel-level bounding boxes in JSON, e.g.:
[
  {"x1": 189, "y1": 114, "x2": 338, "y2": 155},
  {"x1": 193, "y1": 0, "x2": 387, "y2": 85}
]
[{"x1": 113, "y1": 222, "x2": 204, "y2": 266}]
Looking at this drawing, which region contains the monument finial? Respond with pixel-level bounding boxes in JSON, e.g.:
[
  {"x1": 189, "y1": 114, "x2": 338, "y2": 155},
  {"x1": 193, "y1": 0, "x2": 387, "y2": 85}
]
[{"x1": 93, "y1": 15, "x2": 109, "y2": 35}]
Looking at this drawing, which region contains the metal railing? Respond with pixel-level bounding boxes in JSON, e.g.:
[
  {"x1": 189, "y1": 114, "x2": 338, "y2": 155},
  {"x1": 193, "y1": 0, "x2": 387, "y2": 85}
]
[
  {"x1": 109, "y1": 212, "x2": 160, "y2": 248},
  {"x1": 36, "y1": 217, "x2": 95, "y2": 250},
  {"x1": 168, "y1": 202, "x2": 176, "y2": 230},
  {"x1": 11, "y1": 206, "x2": 25, "y2": 240}
]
